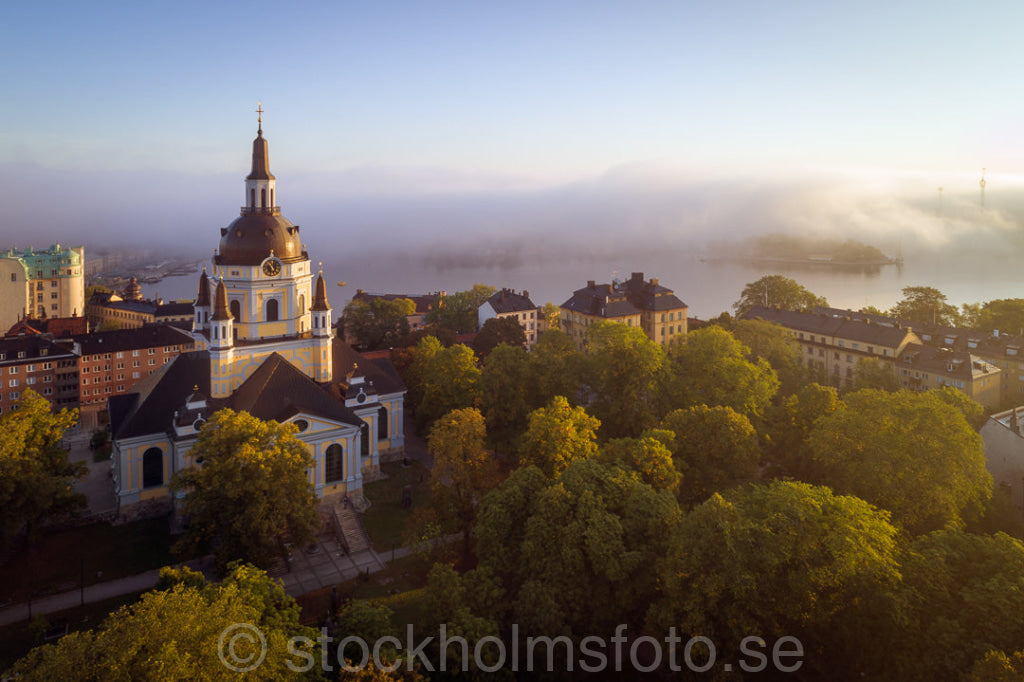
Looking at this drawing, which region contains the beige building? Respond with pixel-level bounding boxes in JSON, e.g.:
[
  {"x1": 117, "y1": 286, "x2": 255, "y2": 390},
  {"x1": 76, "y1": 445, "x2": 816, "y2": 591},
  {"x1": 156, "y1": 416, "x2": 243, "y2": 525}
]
[
  {"x1": 0, "y1": 244, "x2": 85, "y2": 331},
  {"x1": 560, "y1": 272, "x2": 687, "y2": 350}
]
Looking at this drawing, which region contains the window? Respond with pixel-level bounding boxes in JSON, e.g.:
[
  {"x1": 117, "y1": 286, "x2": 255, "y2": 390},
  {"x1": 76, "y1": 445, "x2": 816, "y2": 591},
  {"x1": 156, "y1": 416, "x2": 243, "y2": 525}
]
[
  {"x1": 378, "y1": 406, "x2": 389, "y2": 439},
  {"x1": 132, "y1": 371, "x2": 140, "y2": 379},
  {"x1": 8, "y1": 392, "x2": 17, "y2": 401},
  {"x1": 26, "y1": 377, "x2": 35, "y2": 385},
  {"x1": 26, "y1": 364, "x2": 34, "y2": 372},
  {"x1": 7, "y1": 379, "x2": 16, "y2": 387},
  {"x1": 360, "y1": 422, "x2": 370, "y2": 457},
  {"x1": 230, "y1": 300, "x2": 240, "y2": 321},
  {"x1": 132, "y1": 350, "x2": 140, "y2": 357},
  {"x1": 325, "y1": 444, "x2": 344, "y2": 483},
  {"x1": 148, "y1": 348, "x2": 155, "y2": 355},
  {"x1": 142, "y1": 448, "x2": 163, "y2": 488},
  {"x1": 266, "y1": 298, "x2": 279, "y2": 322}
]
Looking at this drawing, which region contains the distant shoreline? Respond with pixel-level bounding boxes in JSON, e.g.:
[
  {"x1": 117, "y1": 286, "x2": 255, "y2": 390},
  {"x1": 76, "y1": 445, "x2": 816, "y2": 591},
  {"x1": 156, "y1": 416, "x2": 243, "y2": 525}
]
[{"x1": 699, "y1": 256, "x2": 902, "y2": 267}]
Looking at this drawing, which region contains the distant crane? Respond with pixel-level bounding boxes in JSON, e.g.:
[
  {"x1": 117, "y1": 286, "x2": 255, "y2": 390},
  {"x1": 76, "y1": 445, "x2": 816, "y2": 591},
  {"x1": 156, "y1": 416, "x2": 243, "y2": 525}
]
[{"x1": 980, "y1": 168, "x2": 987, "y2": 207}]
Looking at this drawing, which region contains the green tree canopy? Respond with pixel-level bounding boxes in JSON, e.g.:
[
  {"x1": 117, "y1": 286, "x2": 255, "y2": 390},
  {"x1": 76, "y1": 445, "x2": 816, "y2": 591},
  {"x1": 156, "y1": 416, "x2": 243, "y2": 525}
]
[
  {"x1": 889, "y1": 285, "x2": 959, "y2": 326},
  {"x1": 764, "y1": 382, "x2": 840, "y2": 476},
  {"x1": 479, "y1": 459, "x2": 680, "y2": 637},
  {"x1": 731, "y1": 318, "x2": 805, "y2": 396},
  {"x1": 851, "y1": 356, "x2": 900, "y2": 392},
  {"x1": 526, "y1": 329, "x2": 582, "y2": 409},
  {"x1": 427, "y1": 407, "x2": 501, "y2": 556},
  {"x1": 802, "y1": 389, "x2": 992, "y2": 534},
  {"x1": 660, "y1": 405, "x2": 761, "y2": 505},
  {"x1": 733, "y1": 275, "x2": 828, "y2": 316},
  {"x1": 342, "y1": 296, "x2": 415, "y2": 350},
  {"x1": 518, "y1": 395, "x2": 600, "y2": 478},
  {"x1": 893, "y1": 531, "x2": 1024, "y2": 681},
  {"x1": 424, "y1": 284, "x2": 496, "y2": 334},
  {"x1": 583, "y1": 321, "x2": 666, "y2": 439},
  {"x1": 0, "y1": 389, "x2": 84, "y2": 545},
  {"x1": 171, "y1": 409, "x2": 319, "y2": 571},
  {"x1": 471, "y1": 316, "x2": 526, "y2": 358},
  {"x1": 478, "y1": 343, "x2": 532, "y2": 455},
  {"x1": 409, "y1": 339, "x2": 481, "y2": 432},
  {"x1": 663, "y1": 326, "x2": 779, "y2": 420},
  {"x1": 598, "y1": 435, "x2": 680, "y2": 491},
  {"x1": 647, "y1": 481, "x2": 900, "y2": 679},
  {"x1": 976, "y1": 298, "x2": 1024, "y2": 336},
  {"x1": 8, "y1": 563, "x2": 318, "y2": 680}
]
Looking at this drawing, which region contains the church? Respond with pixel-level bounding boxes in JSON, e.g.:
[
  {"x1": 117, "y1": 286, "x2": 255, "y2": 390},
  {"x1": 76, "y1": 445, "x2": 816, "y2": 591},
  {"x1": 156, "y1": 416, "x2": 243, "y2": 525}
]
[{"x1": 110, "y1": 112, "x2": 406, "y2": 520}]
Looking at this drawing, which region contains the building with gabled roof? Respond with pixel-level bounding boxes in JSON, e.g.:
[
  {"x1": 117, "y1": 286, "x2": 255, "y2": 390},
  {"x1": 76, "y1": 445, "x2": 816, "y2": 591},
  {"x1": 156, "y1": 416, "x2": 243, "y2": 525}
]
[
  {"x1": 560, "y1": 272, "x2": 687, "y2": 350},
  {"x1": 478, "y1": 288, "x2": 542, "y2": 348},
  {"x1": 110, "y1": 116, "x2": 405, "y2": 520}
]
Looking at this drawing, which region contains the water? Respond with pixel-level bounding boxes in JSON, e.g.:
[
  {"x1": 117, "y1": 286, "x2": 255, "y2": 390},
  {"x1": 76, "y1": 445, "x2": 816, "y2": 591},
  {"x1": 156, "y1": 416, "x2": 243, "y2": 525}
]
[{"x1": 140, "y1": 247, "x2": 1024, "y2": 321}]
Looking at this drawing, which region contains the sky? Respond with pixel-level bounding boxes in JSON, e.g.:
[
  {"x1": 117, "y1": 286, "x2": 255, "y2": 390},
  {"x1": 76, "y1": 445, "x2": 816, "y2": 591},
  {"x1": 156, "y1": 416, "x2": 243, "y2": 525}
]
[{"x1": 3, "y1": 1, "x2": 1024, "y2": 278}]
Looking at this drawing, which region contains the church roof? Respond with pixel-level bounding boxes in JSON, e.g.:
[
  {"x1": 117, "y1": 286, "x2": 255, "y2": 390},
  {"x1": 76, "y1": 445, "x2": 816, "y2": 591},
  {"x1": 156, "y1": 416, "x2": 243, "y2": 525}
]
[
  {"x1": 217, "y1": 214, "x2": 306, "y2": 266},
  {"x1": 246, "y1": 128, "x2": 275, "y2": 181},
  {"x1": 232, "y1": 353, "x2": 358, "y2": 423},
  {"x1": 112, "y1": 352, "x2": 211, "y2": 440},
  {"x1": 211, "y1": 278, "x2": 231, "y2": 321},
  {"x1": 311, "y1": 271, "x2": 330, "y2": 311},
  {"x1": 196, "y1": 270, "x2": 211, "y2": 307}
]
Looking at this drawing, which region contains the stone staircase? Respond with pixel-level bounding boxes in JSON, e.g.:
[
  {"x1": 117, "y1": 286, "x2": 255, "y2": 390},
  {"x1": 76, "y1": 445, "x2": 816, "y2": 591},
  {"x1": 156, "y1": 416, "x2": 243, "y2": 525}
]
[{"x1": 334, "y1": 505, "x2": 371, "y2": 554}]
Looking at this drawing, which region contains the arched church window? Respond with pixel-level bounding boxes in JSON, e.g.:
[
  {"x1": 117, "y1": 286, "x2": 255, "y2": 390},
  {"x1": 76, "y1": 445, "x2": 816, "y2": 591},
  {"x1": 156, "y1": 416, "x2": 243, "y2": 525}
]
[
  {"x1": 142, "y1": 447, "x2": 163, "y2": 488},
  {"x1": 266, "y1": 299, "x2": 279, "y2": 322},
  {"x1": 229, "y1": 300, "x2": 240, "y2": 321},
  {"x1": 378, "y1": 405, "x2": 389, "y2": 439},
  {"x1": 360, "y1": 422, "x2": 370, "y2": 458},
  {"x1": 250, "y1": 188, "x2": 256, "y2": 208},
  {"x1": 325, "y1": 443, "x2": 344, "y2": 483},
  {"x1": 261, "y1": 188, "x2": 267, "y2": 208},
  {"x1": 298, "y1": 294, "x2": 305, "y2": 314},
  {"x1": 270, "y1": 189, "x2": 274, "y2": 207}
]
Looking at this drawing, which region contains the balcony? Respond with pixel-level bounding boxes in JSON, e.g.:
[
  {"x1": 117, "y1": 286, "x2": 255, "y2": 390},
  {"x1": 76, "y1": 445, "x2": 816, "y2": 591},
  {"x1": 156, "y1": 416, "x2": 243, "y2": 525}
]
[{"x1": 240, "y1": 206, "x2": 282, "y2": 216}]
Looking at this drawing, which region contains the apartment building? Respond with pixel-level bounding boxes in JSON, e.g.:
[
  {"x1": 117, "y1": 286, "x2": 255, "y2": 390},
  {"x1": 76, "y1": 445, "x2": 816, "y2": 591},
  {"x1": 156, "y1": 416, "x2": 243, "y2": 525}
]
[
  {"x1": 560, "y1": 272, "x2": 687, "y2": 350},
  {"x1": 478, "y1": 288, "x2": 542, "y2": 347},
  {"x1": 0, "y1": 244, "x2": 85, "y2": 331},
  {"x1": 0, "y1": 336, "x2": 80, "y2": 414}
]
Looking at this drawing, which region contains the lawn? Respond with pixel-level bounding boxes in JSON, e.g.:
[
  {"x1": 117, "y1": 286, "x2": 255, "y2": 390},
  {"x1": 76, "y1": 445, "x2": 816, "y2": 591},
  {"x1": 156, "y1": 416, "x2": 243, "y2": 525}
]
[
  {"x1": 0, "y1": 590, "x2": 145, "y2": 673},
  {"x1": 361, "y1": 460, "x2": 434, "y2": 553},
  {"x1": 0, "y1": 517, "x2": 179, "y2": 603}
]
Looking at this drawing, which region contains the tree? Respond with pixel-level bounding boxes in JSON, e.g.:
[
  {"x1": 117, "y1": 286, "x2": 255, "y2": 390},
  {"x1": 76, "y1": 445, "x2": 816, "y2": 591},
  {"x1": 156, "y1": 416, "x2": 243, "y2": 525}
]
[
  {"x1": 479, "y1": 459, "x2": 680, "y2": 638},
  {"x1": 969, "y1": 650, "x2": 1024, "y2": 681},
  {"x1": 526, "y1": 329, "x2": 582, "y2": 409},
  {"x1": 427, "y1": 408, "x2": 501, "y2": 556},
  {"x1": 518, "y1": 396, "x2": 600, "y2": 478},
  {"x1": 343, "y1": 296, "x2": 415, "y2": 350},
  {"x1": 0, "y1": 389, "x2": 85, "y2": 545},
  {"x1": 733, "y1": 275, "x2": 828, "y2": 317},
  {"x1": 889, "y1": 285, "x2": 959, "y2": 326},
  {"x1": 764, "y1": 382, "x2": 840, "y2": 476},
  {"x1": 9, "y1": 563, "x2": 318, "y2": 680},
  {"x1": 541, "y1": 302, "x2": 560, "y2": 329},
  {"x1": 663, "y1": 326, "x2": 779, "y2": 420},
  {"x1": 583, "y1": 321, "x2": 666, "y2": 439},
  {"x1": 471, "y1": 316, "x2": 526, "y2": 358},
  {"x1": 424, "y1": 284, "x2": 496, "y2": 334},
  {"x1": 852, "y1": 356, "x2": 900, "y2": 392},
  {"x1": 802, "y1": 389, "x2": 992, "y2": 534},
  {"x1": 976, "y1": 299, "x2": 1024, "y2": 336},
  {"x1": 893, "y1": 531, "x2": 1024, "y2": 681},
  {"x1": 660, "y1": 405, "x2": 760, "y2": 505},
  {"x1": 409, "y1": 339, "x2": 481, "y2": 433},
  {"x1": 478, "y1": 343, "x2": 532, "y2": 455},
  {"x1": 647, "y1": 481, "x2": 901, "y2": 679},
  {"x1": 94, "y1": 319, "x2": 121, "y2": 332},
  {"x1": 598, "y1": 435, "x2": 680, "y2": 491},
  {"x1": 731, "y1": 318, "x2": 804, "y2": 396},
  {"x1": 171, "y1": 409, "x2": 320, "y2": 571}
]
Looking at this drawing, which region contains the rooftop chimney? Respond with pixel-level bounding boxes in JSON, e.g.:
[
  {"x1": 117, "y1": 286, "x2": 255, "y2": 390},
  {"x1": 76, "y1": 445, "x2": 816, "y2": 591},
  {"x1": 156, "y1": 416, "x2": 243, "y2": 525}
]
[
  {"x1": 523, "y1": 290, "x2": 529, "y2": 300},
  {"x1": 587, "y1": 280, "x2": 596, "y2": 288}
]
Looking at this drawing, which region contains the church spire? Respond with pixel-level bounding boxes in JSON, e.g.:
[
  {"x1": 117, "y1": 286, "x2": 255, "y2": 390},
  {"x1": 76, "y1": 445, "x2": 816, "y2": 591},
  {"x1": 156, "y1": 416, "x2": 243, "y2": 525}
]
[
  {"x1": 196, "y1": 268, "x2": 211, "y2": 307},
  {"x1": 311, "y1": 267, "x2": 331, "y2": 311},
  {"x1": 212, "y1": 277, "x2": 232, "y2": 321},
  {"x1": 244, "y1": 103, "x2": 277, "y2": 215},
  {"x1": 247, "y1": 105, "x2": 274, "y2": 182}
]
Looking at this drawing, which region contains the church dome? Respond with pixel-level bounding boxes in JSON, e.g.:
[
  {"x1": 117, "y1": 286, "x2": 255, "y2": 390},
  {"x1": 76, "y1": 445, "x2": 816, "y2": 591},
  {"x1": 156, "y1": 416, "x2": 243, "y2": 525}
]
[{"x1": 217, "y1": 213, "x2": 306, "y2": 265}]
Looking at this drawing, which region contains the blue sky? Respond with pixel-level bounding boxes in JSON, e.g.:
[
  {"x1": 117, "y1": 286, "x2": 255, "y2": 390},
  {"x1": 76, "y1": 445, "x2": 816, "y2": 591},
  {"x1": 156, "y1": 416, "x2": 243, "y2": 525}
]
[
  {"x1": 5, "y1": 1, "x2": 1022, "y2": 178},
  {"x1": 2, "y1": 1, "x2": 1023, "y2": 255}
]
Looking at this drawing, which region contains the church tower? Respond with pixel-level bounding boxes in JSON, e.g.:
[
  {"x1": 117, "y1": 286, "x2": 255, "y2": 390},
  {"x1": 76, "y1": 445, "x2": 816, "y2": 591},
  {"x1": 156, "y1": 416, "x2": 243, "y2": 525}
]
[{"x1": 194, "y1": 107, "x2": 333, "y2": 396}]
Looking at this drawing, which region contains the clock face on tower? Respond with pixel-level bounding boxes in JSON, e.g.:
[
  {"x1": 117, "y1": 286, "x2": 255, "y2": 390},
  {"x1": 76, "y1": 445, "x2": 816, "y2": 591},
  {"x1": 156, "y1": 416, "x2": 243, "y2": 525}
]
[{"x1": 262, "y1": 258, "x2": 282, "y2": 277}]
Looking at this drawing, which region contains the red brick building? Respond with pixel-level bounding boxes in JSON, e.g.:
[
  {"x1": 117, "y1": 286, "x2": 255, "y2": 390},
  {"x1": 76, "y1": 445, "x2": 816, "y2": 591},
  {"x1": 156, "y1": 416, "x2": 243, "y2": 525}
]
[
  {"x1": 0, "y1": 336, "x2": 80, "y2": 415},
  {"x1": 74, "y1": 325, "x2": 195, "y2": 428}
]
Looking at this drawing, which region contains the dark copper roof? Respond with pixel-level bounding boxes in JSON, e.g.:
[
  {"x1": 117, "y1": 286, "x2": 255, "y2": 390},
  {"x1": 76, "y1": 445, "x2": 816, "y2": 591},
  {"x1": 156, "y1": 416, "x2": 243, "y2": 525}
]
[
  {"x1": 217, "y1": 213, "x2": 305, "y2": 265},
  {"x1": 196, "y1": 270, "x2": 211, "y2": 307},
  {"x1": 311, "y1": 271, "x2": 330, "y2": 311},
  {"x1": 211, "y1": 279, "x2": 232, "y2": 321},
  {"x1": 246, "y1": 129, "x2": 275, "y2": 181}
]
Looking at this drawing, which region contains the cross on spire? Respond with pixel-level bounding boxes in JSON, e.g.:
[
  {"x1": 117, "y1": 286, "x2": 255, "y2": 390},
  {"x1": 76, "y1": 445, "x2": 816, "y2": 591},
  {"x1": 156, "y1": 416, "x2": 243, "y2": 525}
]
[{"x1": 256, "y1": 101, "x2": 263, "y2": 133}]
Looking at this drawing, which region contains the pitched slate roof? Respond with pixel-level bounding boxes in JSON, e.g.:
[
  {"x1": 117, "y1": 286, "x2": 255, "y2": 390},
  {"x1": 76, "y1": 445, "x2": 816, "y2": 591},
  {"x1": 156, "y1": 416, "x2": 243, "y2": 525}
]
[
  {"x1": 745, "y1": 305, "x2": 916, "y2": 347},
  {"x1": 621, "y1": 272, "x2": 688, "y2": 311},
  {"x1": 486, "y1": 289, "x2": 536, "y2": 314},
  {"x1": 112, "y1": 352, "x2": 211, "y2": 439},
  {"x1": 74, "y1": 324, "x2": 193, "y2": 356},
  {"x1": 231, "y1": 353, "x2": 358, "y2": 424},
  {"x1": 332, "y1": 340, "x2": 407, "y2": 396},
  {"x1": 561, "y1": 282, "x2": 639, "y2": 318},
  {"x1": 899, "y1": 343, "x2": 1000, "y2": 379}
]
